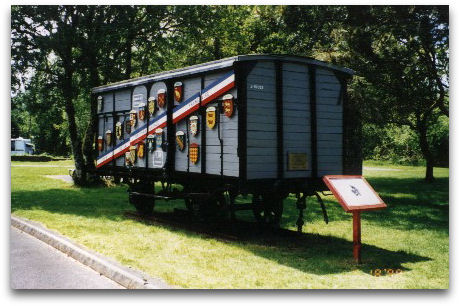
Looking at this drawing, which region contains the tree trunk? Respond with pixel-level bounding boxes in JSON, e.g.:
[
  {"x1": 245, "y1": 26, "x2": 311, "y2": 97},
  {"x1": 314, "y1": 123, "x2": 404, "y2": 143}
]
[
  {"x1": 62, "y1": 63, "x2": 87, "y2": 185},
  {"x1": 417, "y1": 121, "x2": 435, "y2": 182},
  {"x1": 213, "y1": 36, "x2": 223, "y2": 60},
  {"x1": 125, "y1": 35, "x2": 133, "y2": 79},
  {"x1": 81, "y1": 43, "x2": 101, "y2": 183}
]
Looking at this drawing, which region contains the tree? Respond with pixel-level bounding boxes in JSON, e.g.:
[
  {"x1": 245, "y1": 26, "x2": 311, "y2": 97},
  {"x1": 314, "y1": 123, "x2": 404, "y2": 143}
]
[
  {"x1": 340, "y1": 6, "x2": 448, "y2": 181},
  {"x1": 12, "y1": 6, "x2": 85, "y2": 172}
]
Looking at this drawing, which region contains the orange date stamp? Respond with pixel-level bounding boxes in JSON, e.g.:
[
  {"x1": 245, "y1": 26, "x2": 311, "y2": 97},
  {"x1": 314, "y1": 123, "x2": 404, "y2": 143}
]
[{"x1": 370, "y1": 269, "x2": 403, "y2": 277}]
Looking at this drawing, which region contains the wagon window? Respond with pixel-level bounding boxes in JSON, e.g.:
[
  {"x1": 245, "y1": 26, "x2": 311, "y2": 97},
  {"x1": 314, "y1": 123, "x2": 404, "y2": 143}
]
[{"x1": 11, "y1": 140, "x2": 15, "y2": 151}]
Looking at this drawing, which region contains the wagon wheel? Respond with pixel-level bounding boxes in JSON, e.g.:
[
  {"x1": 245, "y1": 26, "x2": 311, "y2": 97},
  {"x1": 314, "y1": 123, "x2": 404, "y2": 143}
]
[
  {"x1": 129, "y1": 192, "x2": 154, "y2": 216},
  {"x1": 128, "y1": 181, "x2": 155, "y2": 216},
  {"x1": 252, "y1": 194, "x2": 284, "y2": 227},
  {"x1": 185, "y1": 193, "x2": 227, "y2": 222}
]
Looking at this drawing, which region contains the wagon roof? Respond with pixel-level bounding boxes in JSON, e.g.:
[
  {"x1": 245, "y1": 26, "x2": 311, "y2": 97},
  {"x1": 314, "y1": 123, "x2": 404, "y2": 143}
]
[{"x1": 92, "y1": 54, "x2": 354, "y2": 94}]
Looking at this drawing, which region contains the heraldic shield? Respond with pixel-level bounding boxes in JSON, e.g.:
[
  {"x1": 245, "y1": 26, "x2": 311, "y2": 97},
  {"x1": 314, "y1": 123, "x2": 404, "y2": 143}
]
[
  {"x1": 125, "y1": 117, "x2": 132, "y2": 134},
  {"x1": 138, "y1": 103, "x2": 146, "y2": 121},
  {"x1": 206, "y1": 106, "x2": 216, "y2": 129},
  {"x1": 105, "y1": 130, "x2": 112, "y2": 146},
  {"x1": 125, "y1": 152, "x2": 132, "y2": 166},
  {"x1": 174, "y1": 81, "x2": 183, "y2": 103},
  {"x1": 176, "y1": 131, "x2": 185, "y2": 151},
  {"x1": 115, "y1": 122, "x2": 123, "y2": 140},
  {"x1": 223, "y1": 94, "x2": 234, "y2": 118},
  {"x1": 189, "y1": 115, "x2": 199, "y2": 136},
  {"x1": 189, "y1": 143, "x2": 199, "y2": 164},
  {"x1": 148, "y1": 97, "x2": 156, "y2": 116},
  {"x1": 97, "y1": 136, "x2": 103, "y2": 151},
  {"x1": 97, "y1": 96, "x2": 103, "y2": 113},
  {"x1": 147, "y1": 134, "x2": 155, "y2": 152},
  {"x1": 155, "y1": 128, "x2": 163, "y2": 150},
  {"x1": 157, "y1": 89, "x2": 166, "y2": 108},
  {"x1": 128, "y1": 146, "x2": 137, "y2": 165},
  {"x1": 130, "y1": 110, "x2": 137, "y2": 127},
  {"x1": 137, "y1": 142, "x2": 145, "y2": 159}
]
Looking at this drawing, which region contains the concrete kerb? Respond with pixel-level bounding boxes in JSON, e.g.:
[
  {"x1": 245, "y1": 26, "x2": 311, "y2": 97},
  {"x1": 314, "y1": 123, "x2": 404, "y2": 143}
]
[{"x1": 11, "y1": 216, "x2": 172, "y2": 289}]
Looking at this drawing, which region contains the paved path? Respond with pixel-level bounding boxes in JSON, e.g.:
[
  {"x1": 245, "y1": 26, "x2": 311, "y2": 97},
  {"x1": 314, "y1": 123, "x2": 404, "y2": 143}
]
[
  {"x1": 44, "y1": 175, "x2": 74, "y2": 184},
  {"x1": 10, "y1": 227, "x2": 123, "y2": 289}
]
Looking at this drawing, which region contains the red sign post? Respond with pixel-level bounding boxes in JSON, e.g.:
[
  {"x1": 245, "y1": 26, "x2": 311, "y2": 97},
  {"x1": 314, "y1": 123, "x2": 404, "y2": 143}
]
[{"x1": 322, "y1": 175, "x2": 387, "y2": 263}]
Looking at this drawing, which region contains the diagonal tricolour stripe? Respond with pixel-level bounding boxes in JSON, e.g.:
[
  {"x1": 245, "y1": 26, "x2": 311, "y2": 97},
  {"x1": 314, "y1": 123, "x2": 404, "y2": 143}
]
[
  {"x1": 201, "y1": 71, "x2": 235, "y2": 106},
  {"x1": 96, "y1": 71, "x2": 234, "y2": 168},
  {"x1": 172, "y1": 93, "x2": 201, "y2": 124}
]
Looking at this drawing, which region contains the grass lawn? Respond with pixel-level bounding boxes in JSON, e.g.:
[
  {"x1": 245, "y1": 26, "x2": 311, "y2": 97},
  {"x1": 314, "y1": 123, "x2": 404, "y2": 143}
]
[{"x1": 10, "y1": 160, "x2": 449, "y2": 289}]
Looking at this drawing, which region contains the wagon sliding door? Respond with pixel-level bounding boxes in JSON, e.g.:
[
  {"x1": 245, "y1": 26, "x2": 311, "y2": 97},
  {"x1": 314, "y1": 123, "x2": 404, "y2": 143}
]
[
  {"x1": 245, "y1": 61, "x2": 278, "y2": 180},
  {"x1": 282, "y1": 63, "x2": 312, "y2": 178}
]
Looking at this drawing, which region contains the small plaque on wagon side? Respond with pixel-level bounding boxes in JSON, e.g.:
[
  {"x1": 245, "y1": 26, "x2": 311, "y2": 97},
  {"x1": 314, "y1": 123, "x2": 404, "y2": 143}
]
[{"x1": 287, "y1": 153, "x2": 308, "y2": 171}]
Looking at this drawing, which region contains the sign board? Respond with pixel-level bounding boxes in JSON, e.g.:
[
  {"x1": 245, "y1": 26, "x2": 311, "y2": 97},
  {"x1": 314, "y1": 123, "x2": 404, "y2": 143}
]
[
  {"x1": 287, "y1": 153, "x2": 308, "y2": 171},
  {"x1": 153, "y1": 150, "x2": 165, "y2": 167},
  {"x1": 322, "y1": 175, "x2": 386, "y2": 212},
  {"x1": 132, "y1": 94, "x2": 144, "y2": 108}
]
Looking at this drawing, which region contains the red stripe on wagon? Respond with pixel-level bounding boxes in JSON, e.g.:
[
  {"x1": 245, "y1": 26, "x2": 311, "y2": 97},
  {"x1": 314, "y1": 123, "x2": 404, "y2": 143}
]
[
  {"x1": 96, "y1": 156, "x2": 113, "y2": 168},
  {"x1": 172, "y1": 103, "x2": 200, "y2": 124},
  {"x1": 201, "y1": 81, "x2": 235, "y2": 106}
]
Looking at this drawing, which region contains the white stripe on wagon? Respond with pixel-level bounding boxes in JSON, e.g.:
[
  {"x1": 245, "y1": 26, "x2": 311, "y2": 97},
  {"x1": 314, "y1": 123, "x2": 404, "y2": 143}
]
[
  {"x1": 147, "y1": 113, "x2": 167, "y2": 134},
  {"x1": 201, "y1": 72, "x2": 235, "y2": 106},
  {"x1": 172, "y1": 94, "x2": 201, "y2": 124}
]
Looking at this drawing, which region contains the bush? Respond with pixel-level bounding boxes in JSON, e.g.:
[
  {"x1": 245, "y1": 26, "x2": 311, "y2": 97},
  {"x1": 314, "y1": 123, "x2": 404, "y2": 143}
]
[
  {"x1": 362, "y1": 115, "x2": 449, "y2": 167},
  {"x1": 11, "y1": 154, "x2": 70, "y2": 162}
]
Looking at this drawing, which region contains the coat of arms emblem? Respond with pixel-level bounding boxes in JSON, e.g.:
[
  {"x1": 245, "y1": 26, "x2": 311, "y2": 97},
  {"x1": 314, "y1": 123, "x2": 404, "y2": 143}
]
[
  {"x1": 125, "y1": 117, "x2": 131, "y2": 134},
  {"x1": 157, "y1": 89, "x2": 166, "y2": 108},
  {"x1": 148, "y1": 97, "x2": 156, "y2": 116},
  {"x1": 97, "y1": 96, "x2": 103, "y2": 113},
  {"x1": 130, "y1": 110, "x2": 137, "y2": 127},
  {"x1": 115, "y1": 122, "x2": 123, "y2": 140},
  {"x1": 189, "y1": 115, "x2": 199, "y2": 136},
  {"x1": 128, "y1": 146, "x2": 137, "y2": 165},
  {"x1": 174, "y1": 81, "x2": 183, "y2": 103},
  {"x1": 125, "y1": 151, "x2": 134, "y2": 166},
  {"x1": 223, "y1": 94, "x2": 234, "y2": 118},
  {"x1": 155, "y1": 128, "x2": 163, "y2": 150},
  {"x1": 105, "y1": 130, "x2": 112, "y2": 147},
  {"x1": 147, "y1": 134, "x2": 155, "y2": 152},
  {"x1": 138, "y1": 103, "x2": 146, "y2": 121},
  {"x1": 97, "y1": 136, "x2": 103, "y2": 151},
  {"x1": 137, "y1": 142, "x2": 145, "y2": 159},
  {"x1": 189, "y1": 143, "x2": 199, "y2": 164},
  {"x1": 206, "y1": 106, "x2": 216, "y2": 129},
  {"x1": 176, "y1": 131, "x2": 185, "y2": 151}
]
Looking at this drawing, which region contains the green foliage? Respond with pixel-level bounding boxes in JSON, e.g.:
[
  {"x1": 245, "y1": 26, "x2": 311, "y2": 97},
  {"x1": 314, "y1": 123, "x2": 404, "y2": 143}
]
[
  {"x1": 363, "y1": 112, "x2": 448, "y2": 167},
  {"x1": 427, "y1": 114, "x2": 449, "y2": 167},
  {"x1": 363, "y1": 124, "x2": 423, "y2": 165},
  {"x1": 11, "y1": 70, "x2": 70, "y2": 156}
]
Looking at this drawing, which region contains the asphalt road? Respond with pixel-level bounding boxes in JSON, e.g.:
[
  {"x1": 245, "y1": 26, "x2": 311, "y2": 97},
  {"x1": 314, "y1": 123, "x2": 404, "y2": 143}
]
[{"x1": 10, "y1": 226, "x2": 124, "y2": 289}]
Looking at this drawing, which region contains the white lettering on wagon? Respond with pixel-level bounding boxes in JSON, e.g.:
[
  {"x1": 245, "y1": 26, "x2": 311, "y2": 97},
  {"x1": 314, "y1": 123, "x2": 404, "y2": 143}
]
[{"x1": 249, "y1": 84, "x2": 264, "y2": 90}]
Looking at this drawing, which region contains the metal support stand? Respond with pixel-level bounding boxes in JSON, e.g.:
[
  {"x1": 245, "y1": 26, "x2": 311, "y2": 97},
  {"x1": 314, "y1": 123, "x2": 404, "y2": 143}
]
[
  {"x1": 315, "y1": 192, "x2": 329, "y2": 224},
  {"x1": 229, "y1": 192, "x2": 236, "y2": 221},
  {"x1": 353, "y1": 211, "x2": 362, "y2": 264},
  {"x1": 295, "y1": 194, "x2": 306, "y2": 232}
]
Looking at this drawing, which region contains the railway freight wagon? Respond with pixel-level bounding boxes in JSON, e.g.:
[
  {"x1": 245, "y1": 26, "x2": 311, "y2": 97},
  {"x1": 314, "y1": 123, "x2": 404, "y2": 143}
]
[{"x1": 92, "y1": 54, "x2": 360, "y2": 226}]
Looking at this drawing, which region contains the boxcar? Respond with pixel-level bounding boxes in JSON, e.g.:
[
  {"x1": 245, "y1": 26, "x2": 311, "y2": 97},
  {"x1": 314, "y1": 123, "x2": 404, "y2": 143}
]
[{"x1": 92, "y1": 54, "x2": 360, "y2": 226}]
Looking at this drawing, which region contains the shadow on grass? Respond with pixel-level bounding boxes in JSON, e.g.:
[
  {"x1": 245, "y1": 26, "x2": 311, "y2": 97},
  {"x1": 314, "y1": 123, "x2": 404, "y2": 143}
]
[
  {"x1": 12, "y1": 185, "x2": 432, "y2": 276},
  {"x1": 275, "y1": 176, "x2": 449, "y2": 233}
]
